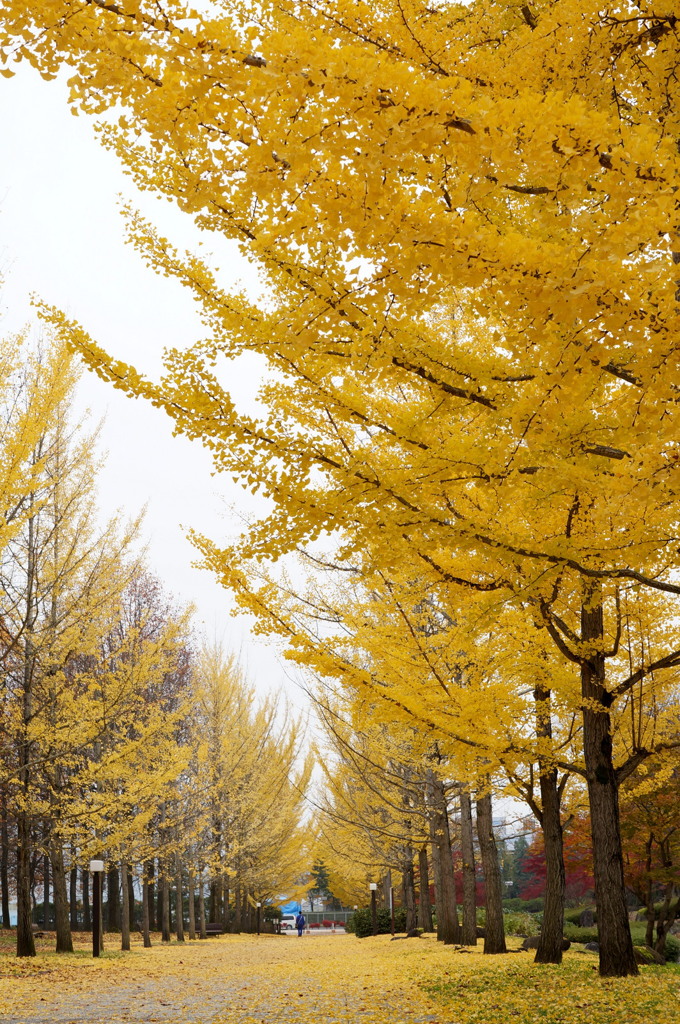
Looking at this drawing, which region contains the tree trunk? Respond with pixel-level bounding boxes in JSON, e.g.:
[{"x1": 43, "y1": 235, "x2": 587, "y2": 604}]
[
  {"x1": 188, "y1": 865, "x2": 196, "y2": 940},
  {"x1": 222, "y1": 880, "x2": 230, "y2": 932},
  {"x1": 644, "y1": 836, "x2": 655, "y2": 948},
  {"x1": 402, "y1": 852, "x2": 417, "y2": 935},
  {"x1": 233, "y1": 884, "x2": 241, "y2": 933},
  {"x1": 175, "y1": 854, "x2": 185, "y2": 942},
  {"x1": 121, "y1": 861, "x2": 130, "y2": 951},
  {"x1": 128, "y1": 866, "x2": 134, "y2": 931},
  {"x1": 145, "y1": 859, "x2": 155, "y2": 930},
  {"x1": 581, "y1": 586, "x2": 638, "y2": 977},
  {"x1": 459, "y1": 787, "x2": 477, "y2": 945},
  {"x1": 43, "y1": 851, "x2": 50, "y2": 930},
  {"x1": 16, "y1": 809, "x2": 35, "y2": 956},
  {"x1": 17, "y1": 513, "x2": 37, "y2": 957},
  {"x1": 51, "y1": 839, "x2": 73, "y2": 952},
  {"x1": 156, "y1": 873, "x2": 163, "y2": 932},
  {"x1": 654, "y1": 864, "x2": 677, "y2": 957},
  {"x1": 533, "y1": 685, "x2": 566, "y2": 965},
  {"x1": 476, "y1": 791, "x2": 506, "y2": 955},
  {"x1": 82, "y1": 867, "x2": 91, "y2": 931},
  {"x1": 69, "y1": 855, "x2": 78, "y2": 931},
  {"x1": 161, "y1": 867, "x2": 170, "y2": 942},
  {"x1": 382, "y1": 870, "x2": 392, "y2": 910},
  {"x1": 210, "y1": 880, "x2": 218, "y2": 923},
  {"x1": 198, "y1": 869, "x2": 207, "y2": 939},
  {"x1": 427, "y1": 770, "x2": 460, "y2": 943},
  {"x1": 417, "y1": 847, "x2": 433, "y2": 932},
  {"x1": 106, "y1": 866, "x2": 120, "y2": 932},
  {"x1": 142, "y1": 876, "x2": 152, "y2": 947},
  {"x1": 1, "y1": 789, "x2": 10, "y2": 928}
]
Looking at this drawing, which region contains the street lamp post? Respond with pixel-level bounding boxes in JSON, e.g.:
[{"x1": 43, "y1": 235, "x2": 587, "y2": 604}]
[
  {"x1": 256, "y1": 902, "x2": 261, "y2": 936},
  {"x1": 370, "y1": 883, "x2": 378, "y2": 937},
  {"x1": 89, "y1": 860, "x2": 104, "y2": 958}
]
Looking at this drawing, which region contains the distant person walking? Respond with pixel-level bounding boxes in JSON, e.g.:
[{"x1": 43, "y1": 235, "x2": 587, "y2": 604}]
[{"x1": 295, "y1": 911, "x2": 306, "y2": 937}]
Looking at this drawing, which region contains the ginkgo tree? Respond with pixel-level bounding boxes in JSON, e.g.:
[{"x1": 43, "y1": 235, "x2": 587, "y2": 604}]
[
  {"x1": 3, "y1": 0, "x2": 680, "y2": 976},
  {"x1": 190, "y1": 643, "x2": 312, "y2": 930}
]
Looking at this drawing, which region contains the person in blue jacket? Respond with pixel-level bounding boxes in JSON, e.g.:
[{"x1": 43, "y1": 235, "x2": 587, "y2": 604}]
[{"x1": 295, "y1": 911, "x2": 306, "y2": 937}]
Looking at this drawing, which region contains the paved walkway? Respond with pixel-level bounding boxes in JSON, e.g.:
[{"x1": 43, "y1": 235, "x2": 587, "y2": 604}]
[{"x1": 0, "y1": 933, "x2": 443, "y2": 1024}]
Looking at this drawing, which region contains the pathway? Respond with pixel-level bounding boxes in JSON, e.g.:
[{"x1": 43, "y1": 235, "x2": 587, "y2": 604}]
[{"x1": 0, "y1": 932, "x2": 444, "y2": 1024}]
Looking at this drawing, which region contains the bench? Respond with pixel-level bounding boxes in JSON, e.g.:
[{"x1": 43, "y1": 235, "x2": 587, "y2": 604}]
[{"x1": 205, "y1": 922, "x2": 224, "y2": 936}]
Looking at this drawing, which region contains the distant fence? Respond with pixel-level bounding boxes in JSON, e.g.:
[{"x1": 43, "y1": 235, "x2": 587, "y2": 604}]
[{"x1": 302, "y1": 911, "x2": 354, "y2": 925}]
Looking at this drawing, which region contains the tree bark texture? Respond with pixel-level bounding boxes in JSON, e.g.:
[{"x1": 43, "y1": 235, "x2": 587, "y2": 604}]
[
  {"x1": 417, "y1": 847, "x2": 433, "y2": 932},
  {"x1": 175, "y1": 855, "x2": 185, "y2": 941},
  {"x1": 198, "y1": 870, "x2": 207, "y2": 939},
  {"x1": 427, "y1": 770, "x2": 460, "y2": 944},
  {"x1": 0, "y1": 789, "x2": 9, "y2": 928},
  {"x1": 43, "y1": 851, "x2": 50, "y2": 930},
  {"x1": 17, "y1": 513, "x2": 37, "y2": 957},
  {"x1": 402, "y1": 852, "x2": 417, "y2": 935},
  {"x1": 51, "y1": 840, "x2": 73, "y2": 952},
  {"x1": 476, "y1": 791, "x2": 506, "y2": 955},
  {"x1": 234, "y1": 884, "x2": 243, "y2": 932},
  {"x1": 581, "y1": 587, "x2": 638, "y2": 977},
  {"x1": 382, "y1": 870, "x2": 392, "y2": 910},
  {"x1": 459, "y1": 787, "x2": 478, "y2": 945},
  {"x1": 106, "y1": 866, "x2": 120, "y2": 932},
  {"x1": 121, "y1": 861, "x2": 130, "y2": 951},
  {"x1": 654, "y1": 869, "x2": 678, "y2": 956},
  {"x1": 222, "y1": 879, "x2": 230, "y2": 932},
  {"x1": 161, "y1": 868, "x2": 170, "y2": 942},
  {"x1": 533, "y1": 685, "x2": 566, "y2": 965},
  {"x1": 142, "y1": 877, "x2": 152, "y2": 947},
  {"x1": 145, "y1": 859, "x2": 155, "y2": 930},
  {"x1": 69, "y1": 856, "x2": 78, "y2": 931},
  {"x1": 188, "y1": 866, "x2": 196, "y2": 940},
  {"x1": 16, "y1": 810, "x2": 35, "y2": 956},
  {"x1": 82, "y1": 867, "x2": 91, "y2": 931},
  {"x1": 128, "y1": 866, "x2": 134, "y2": 931}
]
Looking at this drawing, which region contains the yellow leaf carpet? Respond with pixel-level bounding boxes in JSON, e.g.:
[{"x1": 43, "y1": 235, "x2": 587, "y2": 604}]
[{"x1": 0, "y1": 932, "x2": 677, "y2": 1024}]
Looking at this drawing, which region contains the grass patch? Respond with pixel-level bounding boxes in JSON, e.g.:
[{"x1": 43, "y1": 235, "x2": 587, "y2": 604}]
[{"x1": 424, "y1": 952, "x2": 680, "y2": 1024}]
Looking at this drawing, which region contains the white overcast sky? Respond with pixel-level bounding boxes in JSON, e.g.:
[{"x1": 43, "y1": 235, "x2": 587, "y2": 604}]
[{"x1": 0, "y1": 65, "x2": 301, "y2": 704}]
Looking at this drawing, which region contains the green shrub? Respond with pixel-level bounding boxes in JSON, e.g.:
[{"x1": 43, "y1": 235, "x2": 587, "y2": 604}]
[
  {"x1": 263, "y1": 906, "x2": 282, "y2": 923},
  {"x1": 347, "y1": 906, "x2": 408, "y2": 937},
  {"x1": 503, "y1": 912, "x2": 541, "y2": 937},
  {"x1": 663, "y1": 935, "x2": 680, "y2": 963},
  {"x1": 563, "y1": 922, "x2": 599, "y2": 943},
  {"x1": 564, "y1": 906, "x2": 597, "y2": 926}
]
